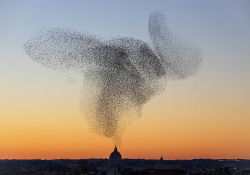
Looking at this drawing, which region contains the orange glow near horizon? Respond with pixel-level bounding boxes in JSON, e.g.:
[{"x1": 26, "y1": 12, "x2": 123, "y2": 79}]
[{"x1": 1, "y1": 76, "x2": 250, "y2": 160}]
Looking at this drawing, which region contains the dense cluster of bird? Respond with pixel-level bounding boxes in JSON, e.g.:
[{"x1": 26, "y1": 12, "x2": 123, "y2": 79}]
[{"x1": 24, "y1": 12, "x2": 202, "y2": 146}]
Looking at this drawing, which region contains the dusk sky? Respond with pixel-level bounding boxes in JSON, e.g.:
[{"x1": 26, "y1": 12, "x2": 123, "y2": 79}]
[{"x1": 0, "y1": 0, "x2": 250, "y2": 160}]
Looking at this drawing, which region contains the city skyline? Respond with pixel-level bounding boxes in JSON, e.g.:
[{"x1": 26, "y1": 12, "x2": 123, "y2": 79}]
[{"x1": 0, "y1": 0, "x2": 250, "y2": 160}]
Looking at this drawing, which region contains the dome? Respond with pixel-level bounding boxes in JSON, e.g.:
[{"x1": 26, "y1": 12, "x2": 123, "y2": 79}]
[
  {"x1": 109, "y1": 147, "x2": 122, "y2": 160},
  {"x1": 109, "y1": 146, "x2": 122, "y2": 166}
]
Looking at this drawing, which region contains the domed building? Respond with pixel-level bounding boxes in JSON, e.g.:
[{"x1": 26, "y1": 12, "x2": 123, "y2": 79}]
[{"x1": 109, "y1": 146, "x2": 122, "y2": 166}]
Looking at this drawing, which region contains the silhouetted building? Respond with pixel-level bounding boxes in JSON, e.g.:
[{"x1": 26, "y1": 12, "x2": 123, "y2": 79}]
[
  {"x1": 109, "y1": 147, "x2": 122, "y2": 166},
  {"x1": 235, "y1": 168, "x2": 250, "y2": 175},
  {"x1": 108, "y1": 147, "x2": 122, "y2": 175},
  {"x1": 154, "y1": 164, "x2": 186, "y2": 175}
]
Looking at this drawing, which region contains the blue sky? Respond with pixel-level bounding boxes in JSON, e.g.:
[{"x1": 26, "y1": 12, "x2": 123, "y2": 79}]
[{"x1": 1, "y1": 0, "x2": 249, "y2": 75}]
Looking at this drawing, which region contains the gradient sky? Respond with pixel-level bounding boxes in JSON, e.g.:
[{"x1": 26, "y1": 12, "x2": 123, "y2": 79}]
[{"x1": 0, "y1": 0, "x2": 250, "y2": 160}]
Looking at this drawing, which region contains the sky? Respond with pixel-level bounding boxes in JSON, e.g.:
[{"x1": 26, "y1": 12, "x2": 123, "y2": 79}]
[{"x1": 0, "y1": 0, "x2": 250, "y2": 160}]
